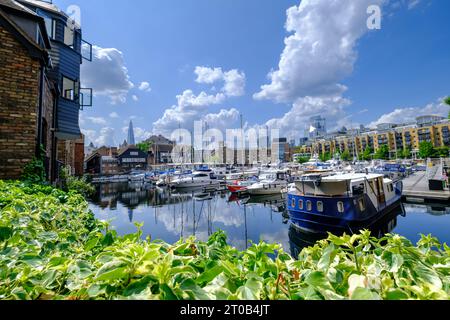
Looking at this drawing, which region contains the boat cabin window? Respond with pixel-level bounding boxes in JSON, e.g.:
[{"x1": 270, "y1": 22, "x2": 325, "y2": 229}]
[
  {"x1": 194, "y1": 173, "x2": 209, "y2": 178},
  {"x1": 352, "y1": 184, "x2": 365, "y2": 196},
  {"x1": 298, "y1": 200, "x2": 304, "y2": 210},
  {"x1": 317, "y1": 201, "x2": 324, "y2": 213},
  {"x1": 387, "y1": 184, "x2": 393, "y2": 192},
  {"x1": 291, "y1": 198, "x2": 296, "y2": 208},
  {"x1": 337, "y1": 201, "x2": 345, "y2": 213},
  {"x1": 306, "y1": 201, "x2": 312, "y2": 212},
  {"x1": 358, "y1": 198, "x2": 366, "y2": 212}
]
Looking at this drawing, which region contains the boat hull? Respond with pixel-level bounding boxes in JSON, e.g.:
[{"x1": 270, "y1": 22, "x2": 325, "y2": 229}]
[{"x1": 287, "y1": 193, "x2": 402, "y2": 234}]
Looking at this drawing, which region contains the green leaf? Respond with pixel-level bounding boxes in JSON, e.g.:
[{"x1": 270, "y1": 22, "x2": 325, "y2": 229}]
[
  {"x1": 196, "y1": 265, "x2": 224, "y2": 285},
  {"x1": 95, "y1": 260, "x2": 128, "y2": 281},
  {"x1": 160, "y1": 283, "x2": 179, "y2": 300},
  {"x1": 123, "y1": 276, "x2": 156, "y2": 297},
  {"x1": 305, "y1": 271, "x2": 333, "y2": 291},
  {"x1": 351, "y1": 287, "x2": 381, "y2": 300},
  {"x1": 385, "y1": 289, "x2": 409, "y2": 300},
  {"x1": 0, "y1": 226, "x2": 13, "y2": 242}
]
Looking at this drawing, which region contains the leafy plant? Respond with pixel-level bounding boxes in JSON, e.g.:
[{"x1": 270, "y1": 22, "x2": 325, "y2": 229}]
[
  {"x1": 296, "y1": 156, "x2": 310, "y2": 164},
  {"x1": 340, "y1": 150, "x2": 351, "y2": 162},
  {"x1": 319, "y1": 152, "x2": 331, "y2": 162},
  {"x1": 374, "y1": 145, "x2": 390, "y2": 160},
  {"x1": 21, "y1": 145, "x2": 46, "y2": 183},
  {"x1": 0, "y1": 181, "x2": 449, "y2": 300},
  {"x1": 419, "y1": 141, "x2": 436, "y2": 159},
  {"x1": 59, "y1": 166, "x2": 96, "y2": 197},
  {"x1": 361, "y1": 147, "x2": 373, "y2": 161}
]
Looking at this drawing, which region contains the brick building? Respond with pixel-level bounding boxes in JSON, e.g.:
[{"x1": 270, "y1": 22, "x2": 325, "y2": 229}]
[
  {"x1": 0, "y1": 0, "x2": 54, "y2": 179},
  {"x1": 0, "y1": 0, "x2": 92, "y2": 181}
]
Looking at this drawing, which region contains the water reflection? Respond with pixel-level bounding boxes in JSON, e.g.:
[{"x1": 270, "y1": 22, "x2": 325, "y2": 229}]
[
  {"x1": 89, "y1": 182, "x2": 450, "y2": 255},
  {"x1": 288, "y1": 209, "x2": 402, "y2": 259}
]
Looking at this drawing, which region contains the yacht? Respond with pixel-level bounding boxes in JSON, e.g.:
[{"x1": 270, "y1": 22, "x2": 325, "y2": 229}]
[
  {"x1": 172, "y1": 171, "x2": 221, "y2": 188},
  {"x1": 246, "y1": 170, "x2": 289, "y2": 195},
  {"x1": 287, "y1": 172, "x2": 403, "y2": 233}
]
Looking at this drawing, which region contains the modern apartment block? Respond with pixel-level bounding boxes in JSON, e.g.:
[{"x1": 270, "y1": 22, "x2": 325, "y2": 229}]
[
  {"x1": 310, "y1": 115, "x2": 450, "y2": 159},
  {"x1": 0, "y1": 0, "x2": 92, "y2": 181}
]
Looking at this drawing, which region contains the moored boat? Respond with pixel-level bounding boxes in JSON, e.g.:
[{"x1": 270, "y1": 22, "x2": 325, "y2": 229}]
[{"x1": 287, "y1": 173, "x2": 403, "y2": 233}]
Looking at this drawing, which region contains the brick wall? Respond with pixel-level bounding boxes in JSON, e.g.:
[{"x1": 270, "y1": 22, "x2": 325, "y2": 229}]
[{"x1": 0, "y1": 25, "x2": 40, "y2": 179}]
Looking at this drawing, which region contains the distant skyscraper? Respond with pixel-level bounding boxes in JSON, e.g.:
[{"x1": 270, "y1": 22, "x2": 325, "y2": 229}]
[
  {"x1": 127, "y1": 120, "x2": 136, "y2": 145},
  {"x1": 309, "y1": 116, "x2": 327, "y2": 139}
]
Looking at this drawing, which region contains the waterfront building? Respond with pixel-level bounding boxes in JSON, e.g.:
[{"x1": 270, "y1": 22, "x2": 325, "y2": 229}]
[
  {"x1": 117, "y1": 145, "x2": 148, "y2": 172},
  {"x1": 0, "y1": 0, "x2": 92, "y2": 181},
  {"x1": 311, "y1": 115, "x2": 450, "y2": 159},
  {"x1": 145, "y1": 135, "x2": 174, "y2": 165}
]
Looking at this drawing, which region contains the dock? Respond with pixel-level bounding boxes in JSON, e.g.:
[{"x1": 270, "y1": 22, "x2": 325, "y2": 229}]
[{"x1": 402, "y1": 172, "x2": 450, "y2": 202}]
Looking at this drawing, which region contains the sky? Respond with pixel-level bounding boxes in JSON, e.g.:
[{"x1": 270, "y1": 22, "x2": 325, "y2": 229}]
[{"x1": 52, "y1": 0, "x2": 450, "y2": 147}]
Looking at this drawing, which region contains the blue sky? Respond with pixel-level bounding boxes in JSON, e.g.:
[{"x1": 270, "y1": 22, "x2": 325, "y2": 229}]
[{"x1": 52, "y1": 0, "x2": 450, "y2": 146}]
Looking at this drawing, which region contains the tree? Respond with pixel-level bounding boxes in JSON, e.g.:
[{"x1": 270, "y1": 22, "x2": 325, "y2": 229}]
[
  {"x1": 435, "y1": 146, "x2": 450, "y2": 158},
  {"x1": 362, "y1": 147, "x2": 373, "y2": 161},
  {"x1": 136, "y1": 141, "x2": 152, "y2": 153},
  {"x1": 296, "y1": 156, "x2": 310, "y2": 164},
  {"x1": 401, "y1": 147, "x2": 411, "y2": 159},
  {"x1": 319, "y1": 152, "x2": 331, "y2": 162},
  {"x1": 445, "y1": 97, "x2": 450, "y2": 119},
  {"x1": 340, "y1": 150, "x2": 351, "y2": 162},
  {"x1": 419, "y1": 141, "x2": 436, "y2": 159},
  {"x1": 374, "y1": 145, "x2": 389, "y2": 160}
]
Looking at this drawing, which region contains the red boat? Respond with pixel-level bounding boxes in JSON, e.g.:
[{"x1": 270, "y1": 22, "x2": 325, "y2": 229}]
[{"x1": 227, "y1": 184, "x2": 248, "y2": 193}]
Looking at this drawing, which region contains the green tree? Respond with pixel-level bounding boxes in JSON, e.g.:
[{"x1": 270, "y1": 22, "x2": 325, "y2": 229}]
[
  {"x1": 374, "y1": 145, "x2": 390, "y2": 160},
  {"x1": 362, "y1": 147, "x2": 373, "y2": 161},
  {"x1": 435, "y1": 146, "x2": 450, "y2": 158},
  {"x1": 419, "y1": 141, "x2": 436, "y2": 159},
  {"x1": 296, "y1": 156, "x2": 310, "y2": 164},
  {"x1": 401, "y1": 147, "x2": 411, "y2": 159},
  {"x1": 319, "y1": 152, "x2": 331, "y2": 162},
  {"x1": 445, "y1": 97, "x2": 450, "y2": 119},
  {"x1": 136, "y1": 141, "x2": 152, "y2": 153},
  {"x1": 340, "y1": 150, "x2": 351, "y2": 161}
]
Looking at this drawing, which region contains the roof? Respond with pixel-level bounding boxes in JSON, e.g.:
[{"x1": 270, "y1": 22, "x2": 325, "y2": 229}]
[
  {"x1": 0, "y1": 0, "x2": 37, "y2": 16},
  {"x1": 0, "y1": 7, "x2": 49, "y2": 60},
  {"x1": 145, "y1": 135, "x2": 174, "y2": 145},
  {"x1": 321, "y1": 173, "x2": 384, "y2": 183},
  {"x1": 17, "y1": 0, "x2": 81, "y2": 28}
]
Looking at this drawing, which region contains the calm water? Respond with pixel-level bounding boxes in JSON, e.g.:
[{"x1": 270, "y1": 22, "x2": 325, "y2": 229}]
[{"x1": 88, "y1": 182, "x2": 450, "y2": 257}]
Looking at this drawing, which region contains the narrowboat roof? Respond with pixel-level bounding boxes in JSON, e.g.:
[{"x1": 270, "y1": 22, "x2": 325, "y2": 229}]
[{"x1": 320, "y1": 173, "x2": 384, "y2": 183}]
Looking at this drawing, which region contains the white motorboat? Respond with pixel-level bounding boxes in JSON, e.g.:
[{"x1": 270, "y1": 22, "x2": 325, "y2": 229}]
[
  {"x1": 172, "y1": 171, "x2": 221, "y2": 188},
  {"x1": 246, "y1": 170, "x2": 289, "y2": 195}
]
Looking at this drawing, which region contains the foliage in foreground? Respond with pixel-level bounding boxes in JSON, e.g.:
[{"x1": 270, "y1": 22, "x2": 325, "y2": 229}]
[{"x1": 0, "y1": 181, "x2": 449, "y2": 300}]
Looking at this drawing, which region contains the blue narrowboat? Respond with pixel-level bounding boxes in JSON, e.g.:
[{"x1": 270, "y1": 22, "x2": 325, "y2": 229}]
[{"x1": 287, "y1": 173, "x2": 403, "y2": 233}]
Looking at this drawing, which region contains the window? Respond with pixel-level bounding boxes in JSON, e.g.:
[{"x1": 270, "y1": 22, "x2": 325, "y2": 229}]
[
  {"x1": 44, "y1": 17, "x2": 56, "y2": 40},
  {"x1": 337, "y1": 201, "x2": 345, "y2": 213},
  {"x1": 317, "y1": 201, "x2": 324, "y2": 213},
  {"x1": 62, "y1": 77, "x2": 78, "y2": 101},
  {"x1": 306, "y1": 201, "x2": 312, "y2": 212},
  {"x1": 64, "y1": 22, "x2": 75, "y2": 47},
  {"x1": 291, "y1": 198, "x2": 296, "y2": 208},
  {"x1": 298, "y1": 200, "x2": 304, "y2": 210},
  {"x1": 358, "y1": 198, "x2": 366, "y2": 212}
]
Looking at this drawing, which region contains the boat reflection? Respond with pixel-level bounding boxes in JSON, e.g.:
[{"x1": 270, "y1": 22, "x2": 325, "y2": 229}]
[{"x1": 288, "y1": 207, "x2": 404, "y2": 259}]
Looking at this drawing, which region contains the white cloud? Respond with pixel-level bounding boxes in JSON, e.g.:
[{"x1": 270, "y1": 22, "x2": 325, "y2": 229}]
[
  {"x1": 265, "y1": 96, "x2": 352, "y2": 138},
  {"x1": 254, "y1": 0, "x2": 385, "y2": 103},
  {"x1": 109, "y1": 112, "x2": 119, "y2": 118},
  {"x1": 81, "y1": 45, "x2": 134, "y2": 105},
  {"x1": 122, "y1": 126, "x2": 152, "y2": 142},
  {"x1": 138, "y1": 81, "x2": 152, "y2": 92},
  {"x1": 132, "y1": 95, "x2": 139, "y2": 102},
  {"x1": 195, "y1": 66, "x2": 246, "y2": 97},
  {"x1": 87, "y1": 116, "x2": 107, "y2": 125},
  {"x1": 368, "y1": 98, "x2": 449, "y2": 128},
  {"x1": 82, "y1": 127, "x2": 116, "y2": 147},
  {"x1": 408, "y1": 0, "x2": 421, "y2": 9}
]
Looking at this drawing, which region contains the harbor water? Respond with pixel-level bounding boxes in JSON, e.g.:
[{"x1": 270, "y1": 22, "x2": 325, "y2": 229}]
[{"x1": 88, "y1": 182, "x2": 450, "y2": 257}]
